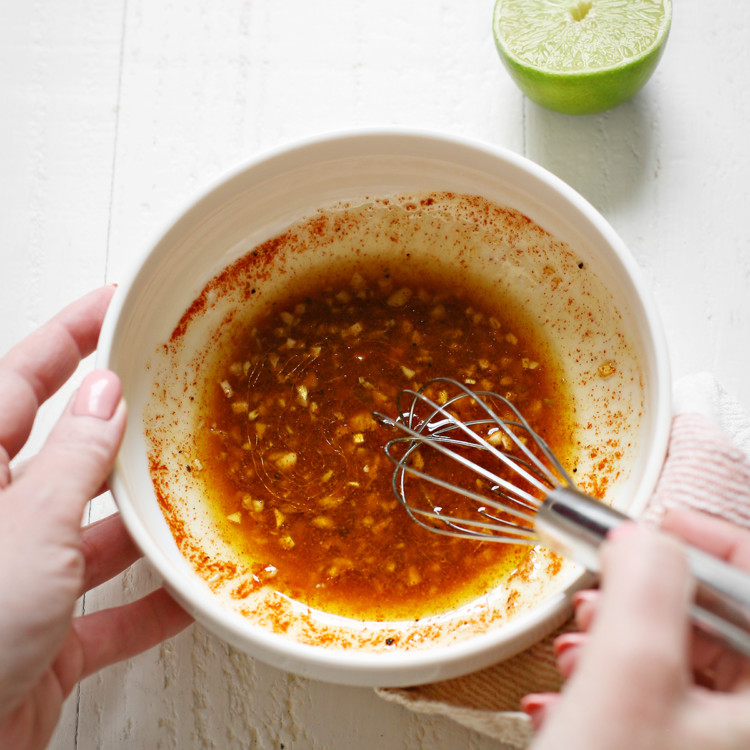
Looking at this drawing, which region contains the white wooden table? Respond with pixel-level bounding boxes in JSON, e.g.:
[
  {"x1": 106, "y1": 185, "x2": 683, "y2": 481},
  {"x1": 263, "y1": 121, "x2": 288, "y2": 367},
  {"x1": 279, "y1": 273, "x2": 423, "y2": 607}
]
[{"x1": 2, "y1": 2, "x2": 749, "y2": 748}]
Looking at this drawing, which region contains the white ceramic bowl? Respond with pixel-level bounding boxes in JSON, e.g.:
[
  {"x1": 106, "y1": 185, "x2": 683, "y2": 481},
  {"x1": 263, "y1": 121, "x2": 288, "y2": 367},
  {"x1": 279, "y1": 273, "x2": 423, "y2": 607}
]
[{"x1": 97, "y1": 130, "x2": 671, "y2": 687}]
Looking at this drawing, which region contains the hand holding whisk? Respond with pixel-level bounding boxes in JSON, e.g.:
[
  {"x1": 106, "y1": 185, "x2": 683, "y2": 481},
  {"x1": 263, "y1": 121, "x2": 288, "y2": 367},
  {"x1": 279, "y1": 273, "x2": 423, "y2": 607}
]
[{"x1": 374, "y1": 377, "x2": 750, "y2": 658}]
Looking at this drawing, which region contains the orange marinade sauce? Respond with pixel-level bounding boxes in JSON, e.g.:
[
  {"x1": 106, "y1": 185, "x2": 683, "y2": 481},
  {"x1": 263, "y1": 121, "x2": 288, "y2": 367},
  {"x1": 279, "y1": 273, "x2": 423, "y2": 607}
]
[{"x1": 192, "y1": 266, "x2": 571, "y2": 622}]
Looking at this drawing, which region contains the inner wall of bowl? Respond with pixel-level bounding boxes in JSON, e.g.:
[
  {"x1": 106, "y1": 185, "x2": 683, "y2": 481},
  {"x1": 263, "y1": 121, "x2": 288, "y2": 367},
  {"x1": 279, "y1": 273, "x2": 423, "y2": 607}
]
[{"x1": 104, "y1": 134, "x2": 669, "y2": 684}]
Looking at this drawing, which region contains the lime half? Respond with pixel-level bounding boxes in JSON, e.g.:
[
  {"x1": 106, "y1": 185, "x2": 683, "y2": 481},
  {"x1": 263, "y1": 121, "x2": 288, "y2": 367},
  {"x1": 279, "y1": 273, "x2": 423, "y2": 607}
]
[{"x1": 492, "y1": 0, "x2": 672, "y2": 115}]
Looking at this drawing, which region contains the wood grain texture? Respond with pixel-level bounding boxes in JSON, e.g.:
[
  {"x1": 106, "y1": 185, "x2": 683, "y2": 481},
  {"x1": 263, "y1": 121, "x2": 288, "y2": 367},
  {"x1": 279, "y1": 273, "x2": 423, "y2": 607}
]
[{"x1": 1, "y1": 0, "x2": 749, "y2": 747}]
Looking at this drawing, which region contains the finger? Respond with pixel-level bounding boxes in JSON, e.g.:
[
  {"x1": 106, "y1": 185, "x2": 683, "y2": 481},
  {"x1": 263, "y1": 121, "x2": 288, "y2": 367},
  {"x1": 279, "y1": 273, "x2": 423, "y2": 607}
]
[
  {"x1": 0, "y1": 285, "x2": 115, "y2": 462},
  {"x1": 568, "y1": 589, "x2": 750, "y2": 691},
  {"x1": 73, "y1": 588, "x2": 193, "y2": 681},
  {"x1": 528, "y1": 527, "x2": 695, "y2": 748},
  {"x1": 10, "y1": 456, "x2": 112, "y2": 498},
  {"x1": 572, "y1": 589, "x2": 599, "y2": 631},
  {"x1": 661, "y1": 507, "x2": 750, "y2": 570},
  {"x1": 553, "y1": 632, "x2": 587, "y2": 679},
  {"x1": 570, "y1": 578, "x2": 744, "y2": 690},
  {"x1": 80, "y1": 513, "x2": 142, "y2": 594},
  {"x1": 6, "y1": 370, "x2": 125, "y2": 542},
  {"x1": 51, "y1": 588, "x2": 193, "y2": 700},
  {"x1": 692, "y1": 645, "x2": 747, "y2": 691},
  {"x1": 661, "y1": 510, "x2": 750, "y2": 687}
]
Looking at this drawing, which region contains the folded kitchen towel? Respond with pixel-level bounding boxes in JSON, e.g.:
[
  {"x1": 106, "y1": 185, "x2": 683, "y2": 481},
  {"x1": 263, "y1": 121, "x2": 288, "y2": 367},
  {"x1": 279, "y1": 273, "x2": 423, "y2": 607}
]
[{"x1": 376, "y1": 373, "x2": 750, "y2": 749}]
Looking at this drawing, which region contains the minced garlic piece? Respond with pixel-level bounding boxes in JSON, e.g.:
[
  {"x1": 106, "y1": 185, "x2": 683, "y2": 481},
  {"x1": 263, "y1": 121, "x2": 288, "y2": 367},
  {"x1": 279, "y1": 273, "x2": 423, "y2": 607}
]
[
  {"x1": 487, "y1": 430, "x2": 504, "y2": 447},
  {"x1": 319, "y1": 495, "x2": 343, "y2": 509},
  {"x1": 386, "y1": 287, "x2": 412, "y2": 307},
  {"x1": 350, "y1": 412, "x2": 377, "y2": 432},
  {"x1": 296, "y1": 385, "x2": 309, "y2": 407},
  {"x1": 273, "y1": 452, "x2": 298, "y2": 470}
]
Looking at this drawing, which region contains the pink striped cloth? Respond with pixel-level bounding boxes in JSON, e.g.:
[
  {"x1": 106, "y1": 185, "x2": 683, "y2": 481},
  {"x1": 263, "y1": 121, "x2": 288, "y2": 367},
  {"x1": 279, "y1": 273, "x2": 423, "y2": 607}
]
[{"x1": 377, "y1": 374, "x2": 750, "y2": 749}]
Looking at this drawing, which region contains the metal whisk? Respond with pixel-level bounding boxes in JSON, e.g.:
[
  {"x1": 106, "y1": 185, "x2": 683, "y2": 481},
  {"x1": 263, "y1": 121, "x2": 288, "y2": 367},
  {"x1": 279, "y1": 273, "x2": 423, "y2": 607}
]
[{"x1": 374, "y1": 377, "x2": 750, "y2": 657}]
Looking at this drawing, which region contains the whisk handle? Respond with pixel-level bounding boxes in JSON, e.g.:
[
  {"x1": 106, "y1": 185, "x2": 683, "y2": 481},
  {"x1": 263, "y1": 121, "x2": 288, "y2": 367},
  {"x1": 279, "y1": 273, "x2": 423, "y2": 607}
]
[
  {"x1": 538, "y1": 487, "x2": 750, "y2": 658},
  {"x1": 536, "y1": 486, "x2": 622, "y2": 571}
]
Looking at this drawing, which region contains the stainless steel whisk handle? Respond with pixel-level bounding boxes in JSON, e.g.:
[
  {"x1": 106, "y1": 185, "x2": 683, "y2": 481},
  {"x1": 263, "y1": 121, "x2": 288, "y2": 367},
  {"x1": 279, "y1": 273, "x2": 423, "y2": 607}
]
[{"x1": 537, "y1": 486, "x2": 750, "y2": 658}]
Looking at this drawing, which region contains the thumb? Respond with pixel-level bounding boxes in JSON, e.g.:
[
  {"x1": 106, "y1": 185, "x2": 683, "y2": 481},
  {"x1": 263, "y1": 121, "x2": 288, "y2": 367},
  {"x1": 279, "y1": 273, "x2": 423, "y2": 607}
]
[
  {"x1": 530, "y1": 529, "x2": 697, "y2": 750},
  {"x1": 536, "y1": 525, "x2": 694, "y2": 749},
  {"x1": 584, "y1": 524, "x2": 693, "y2": 704},
  {"x1": 11, "y1": 369, "x2": 126, "y2": 530},
  {"x1": 0, "y1": 371, "x2": 126, "y2": 710}
]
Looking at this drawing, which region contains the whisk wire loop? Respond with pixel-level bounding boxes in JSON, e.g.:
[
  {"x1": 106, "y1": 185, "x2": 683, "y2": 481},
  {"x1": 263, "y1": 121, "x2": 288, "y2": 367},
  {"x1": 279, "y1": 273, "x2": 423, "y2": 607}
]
[
  {"x1": 375, "y1": 377, "x2": 575, "y2": 543},
  {"x1": 383, "y1": 415, "x2": 541, "y2": 510}
]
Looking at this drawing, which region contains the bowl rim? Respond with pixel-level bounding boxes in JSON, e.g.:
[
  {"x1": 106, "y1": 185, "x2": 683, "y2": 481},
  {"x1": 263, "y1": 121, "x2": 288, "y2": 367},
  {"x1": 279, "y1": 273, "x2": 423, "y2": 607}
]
[{"x1": 97, "y1": 126, "x2": 672, "y2": 686}]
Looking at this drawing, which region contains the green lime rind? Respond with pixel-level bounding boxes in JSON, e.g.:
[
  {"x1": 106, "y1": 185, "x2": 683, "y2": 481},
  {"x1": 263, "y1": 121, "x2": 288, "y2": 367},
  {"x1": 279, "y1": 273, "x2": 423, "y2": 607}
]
[
  {"x1": 498, "y1": 40, "x2": 669, "y2": 115},
  {"x1": 492, "y1": 0, "x2": 672, "y2": 115}
]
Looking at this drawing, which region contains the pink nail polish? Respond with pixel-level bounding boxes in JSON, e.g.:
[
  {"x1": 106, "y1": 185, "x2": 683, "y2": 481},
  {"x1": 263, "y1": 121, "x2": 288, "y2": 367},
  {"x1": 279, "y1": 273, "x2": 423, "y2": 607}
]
[
  {"x1": 520, "y1": 695, "x2": 547, "y2": 731},
  {"x1": 553, "y1": 632, "x2": 584, "y2": 658},
  {"x1": 72, "y1": 370, "x2": 122, "y2": 420}
]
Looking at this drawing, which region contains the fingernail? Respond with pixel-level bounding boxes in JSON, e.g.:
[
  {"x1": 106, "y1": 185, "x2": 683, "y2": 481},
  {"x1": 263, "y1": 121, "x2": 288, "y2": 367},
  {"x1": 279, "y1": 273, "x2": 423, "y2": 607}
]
[
  {"x1": 553, "y1": 632, "x2": 585, "y2": 659},
  {"x1": 520, "y1": 695, "x2": 547, "y2": 731},
  {"x1": 72, "y1": 370, "x2": 122, "y2": 420}
]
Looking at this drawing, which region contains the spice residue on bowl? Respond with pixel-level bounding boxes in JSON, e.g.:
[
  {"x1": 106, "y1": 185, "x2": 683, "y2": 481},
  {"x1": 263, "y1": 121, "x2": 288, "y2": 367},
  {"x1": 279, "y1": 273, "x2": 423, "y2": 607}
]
[{"x1": 144, "y1": 191, "x2": 639, "y2": 648}]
